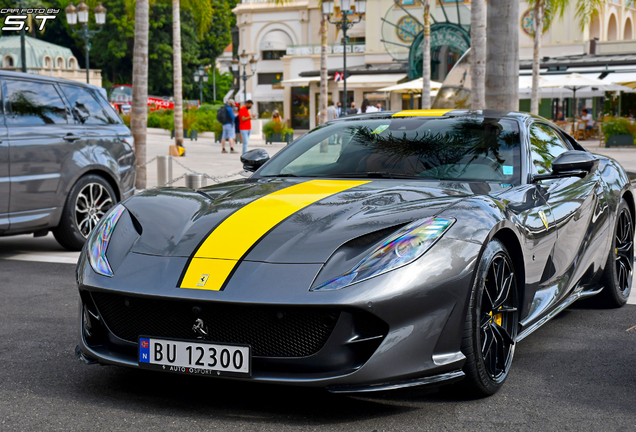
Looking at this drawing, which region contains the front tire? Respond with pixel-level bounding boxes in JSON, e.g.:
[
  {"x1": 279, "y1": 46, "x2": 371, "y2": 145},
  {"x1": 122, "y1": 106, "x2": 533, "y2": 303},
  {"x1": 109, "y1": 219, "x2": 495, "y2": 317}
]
[
  {"x1": 598, "y1": 198, "x2": 633, "y2": 308},
  {"x1": 460, "y1": 239, "x2": 519, "y2": 397},
  {"x1": 53, "y1": 174, "x2": 117, "y2": 251}
]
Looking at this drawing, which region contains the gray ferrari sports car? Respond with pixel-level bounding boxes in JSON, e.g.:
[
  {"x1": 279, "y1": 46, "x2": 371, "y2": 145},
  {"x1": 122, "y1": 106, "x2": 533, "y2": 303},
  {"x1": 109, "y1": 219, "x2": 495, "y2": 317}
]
[{"x1": 76, "y1": 109, "x2": 633, "y2": 396}]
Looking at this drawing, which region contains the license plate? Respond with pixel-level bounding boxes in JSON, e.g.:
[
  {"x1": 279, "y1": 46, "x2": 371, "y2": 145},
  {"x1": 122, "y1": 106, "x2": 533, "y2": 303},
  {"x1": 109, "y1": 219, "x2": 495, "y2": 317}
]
[{"x1": 138, "y1": 337, "x2": 251, "y2": 377}]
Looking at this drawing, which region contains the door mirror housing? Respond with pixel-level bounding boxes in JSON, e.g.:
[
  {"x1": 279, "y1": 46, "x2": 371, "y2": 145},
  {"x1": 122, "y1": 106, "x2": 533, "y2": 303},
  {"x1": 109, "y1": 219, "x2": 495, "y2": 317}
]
[
  {"x1": 532, "y1": 150, "x2": 598, "y2": 183},
  {"x1": 241, "y1": 148, "x2": 270, "y2": 172}
]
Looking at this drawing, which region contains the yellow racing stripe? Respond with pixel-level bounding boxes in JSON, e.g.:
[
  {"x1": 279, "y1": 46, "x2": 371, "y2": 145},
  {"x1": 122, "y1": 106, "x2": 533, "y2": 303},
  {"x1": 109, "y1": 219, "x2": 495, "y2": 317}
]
[
  {"x1": 179, "y1": 179, "x2": 369, "y2": 290},
  {"x1": 392, "y1": 109, "x2": 452, "y2": 117}
]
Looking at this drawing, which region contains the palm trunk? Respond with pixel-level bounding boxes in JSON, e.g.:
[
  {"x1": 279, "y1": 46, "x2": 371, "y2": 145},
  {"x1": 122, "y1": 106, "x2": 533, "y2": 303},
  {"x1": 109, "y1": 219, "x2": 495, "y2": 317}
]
[
  {"x1": 530, "y1": 1, "x2": 544, "y2": 115},
  {"x1": 132, "y1": 0, "x2": 149, "y2": 190},
  {"x1": 421, "y1": 0, "x2": 431, "y2": 109},
  {"x1": 485, "y1": 0, "x2": 519, "y2": 111},
  {"x1": 319, "y1": 14, "x2": 328, "y2": 125},
  {"x1": 470, "y1": 0, "x2": 486, "y2": 110},
  {"x1": 172, "y1": 0, "x2": 184, "y2": 146}
]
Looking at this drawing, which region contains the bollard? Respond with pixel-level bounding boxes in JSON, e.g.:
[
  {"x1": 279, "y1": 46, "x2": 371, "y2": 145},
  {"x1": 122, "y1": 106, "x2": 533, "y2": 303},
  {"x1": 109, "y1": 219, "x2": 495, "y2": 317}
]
[
  {"x1": 185, "y1": 173, "x2": 206, "y2": 189},
  {"x1": 157, "y1": 155, "x2": 173, "y2": 186}
]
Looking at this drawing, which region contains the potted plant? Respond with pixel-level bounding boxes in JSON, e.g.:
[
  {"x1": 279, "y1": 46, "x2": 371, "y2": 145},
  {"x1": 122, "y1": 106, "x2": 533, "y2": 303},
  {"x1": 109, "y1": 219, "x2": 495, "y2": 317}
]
[
  {"x1": 263, "y1": 119, "x2": 294, "y2": 144},
  {"x1": 603, "y1": 117, "x2": 636, "y2": 147}
]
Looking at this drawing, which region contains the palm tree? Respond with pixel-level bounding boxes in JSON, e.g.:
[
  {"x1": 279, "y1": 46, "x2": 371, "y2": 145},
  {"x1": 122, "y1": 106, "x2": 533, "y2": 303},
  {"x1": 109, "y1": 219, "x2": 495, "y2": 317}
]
[
  {"x1": 470, "y1": 0, "x2": 486, "y2": 110},
  {"x1": 172, "y1": 0, "x2": 184, "y2": 146},
  {"x1": 528, "y1": 0, "x2": 602, "y2": 115},
  {"x1": 485, "y1": 0, "x2": 519, "y2": 111},
  {"x1": 170, "y1": 0, "x2": 212, "y2": 147},
  {"x1": 319, "y1": 13, "x2": 328, "y2": 125},
  {"x1": 421, "y1": 0, "x2": 431, "y2": 109},
  {"x1": 132, "y1": 0, "x2": 149, "y2": 189}
]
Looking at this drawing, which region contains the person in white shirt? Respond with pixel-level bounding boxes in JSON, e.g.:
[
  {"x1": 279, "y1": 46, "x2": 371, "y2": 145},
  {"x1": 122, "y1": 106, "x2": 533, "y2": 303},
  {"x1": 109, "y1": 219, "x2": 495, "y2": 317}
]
[
  {"x1": 362, "y1": 99, "x2": 379, "y2": 113},
  {"x1": 580, "y1": 109, "x2": 594, "y2": 131},
  {"x1": 326, "y1": 101, "x2": 338, "y2": 121}
]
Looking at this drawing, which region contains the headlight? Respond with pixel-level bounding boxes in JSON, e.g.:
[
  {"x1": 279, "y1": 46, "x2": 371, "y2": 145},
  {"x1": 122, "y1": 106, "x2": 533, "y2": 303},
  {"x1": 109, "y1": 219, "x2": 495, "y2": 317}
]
[
  {"x1": 312, "y1": 217, "x2": 455, "y2": 291},
  {"x1": 87, "y1": 204, "x2": 126, "y2": 277}
]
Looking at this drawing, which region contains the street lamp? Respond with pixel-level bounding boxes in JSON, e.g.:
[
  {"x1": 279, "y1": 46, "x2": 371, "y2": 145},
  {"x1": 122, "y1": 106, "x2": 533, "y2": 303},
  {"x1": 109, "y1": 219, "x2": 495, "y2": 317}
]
[
  {"x1": 65, "y1": 1, "x2": 107, "y2": 84},
  {"x1": 322, "y1": 0, "x2": 365, "y2": 116},
  {"x1": 193, "y1": 65, "x2": 208, "y2": 105},
  {"x1": 235, "y1": 51, "x2": 257, "y2": 105}
]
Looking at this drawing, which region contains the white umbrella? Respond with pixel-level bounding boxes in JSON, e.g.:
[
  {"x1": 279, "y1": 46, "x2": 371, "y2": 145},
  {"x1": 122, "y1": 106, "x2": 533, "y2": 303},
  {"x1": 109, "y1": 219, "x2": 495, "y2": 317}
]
[
  {"x1": 540, "y1": 73, "x2": 631, "y2": 124},
  {"x1": 378, "y1": 78, "x2": 443, "y2": 93}
]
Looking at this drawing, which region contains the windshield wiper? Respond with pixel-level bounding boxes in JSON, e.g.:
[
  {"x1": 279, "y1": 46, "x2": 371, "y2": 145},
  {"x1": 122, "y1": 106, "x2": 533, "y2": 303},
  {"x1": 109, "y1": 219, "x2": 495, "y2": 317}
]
[{"x1": 325, "y1": 172, "x2": 433, "y2": 180}]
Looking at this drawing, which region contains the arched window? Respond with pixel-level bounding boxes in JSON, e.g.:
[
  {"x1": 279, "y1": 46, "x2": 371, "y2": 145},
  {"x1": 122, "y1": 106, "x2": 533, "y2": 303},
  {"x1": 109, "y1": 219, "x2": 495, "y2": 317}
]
[
  {"x1": 608, "y1": 14, "x2": 618, "y2": 41},
  {"x1": 625, "y1": 18, "x2": 633, "y2": 40},
  {"x1": 3, "y1": 55, "x2": 14, "y2": 68},
  {"x1": 68, "y1": 58, "x2": 77, "y2": 69},
  {"x1": 43, "y1": 56, "x2": 52, "y2": 68},
  {"x1": 56, "y1": 57, "x2": 64, "y2": 69}
]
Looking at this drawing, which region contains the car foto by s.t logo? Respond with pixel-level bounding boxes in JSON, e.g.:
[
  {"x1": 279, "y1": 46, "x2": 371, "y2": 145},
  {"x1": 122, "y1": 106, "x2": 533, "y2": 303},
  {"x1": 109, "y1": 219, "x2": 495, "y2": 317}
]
[{"x1": 1, "y1": 8, "x2": 60, "y2": 32}]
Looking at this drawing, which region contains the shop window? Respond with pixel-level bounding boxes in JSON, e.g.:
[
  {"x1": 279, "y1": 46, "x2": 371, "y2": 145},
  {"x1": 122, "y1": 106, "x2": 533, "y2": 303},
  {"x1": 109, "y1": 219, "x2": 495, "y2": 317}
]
[
  {"x1": 258, "y1": 101, "x2": 284, "y2": 119},
  {"x1": 291, "y1": 86, "x2": 310, "y2": 129},
  {"x1": 262, "y1": 50, "x2": 286, "y2": 60},
  {"x1": 258, "y1": 73, "x2": 283, "y2": 85}
]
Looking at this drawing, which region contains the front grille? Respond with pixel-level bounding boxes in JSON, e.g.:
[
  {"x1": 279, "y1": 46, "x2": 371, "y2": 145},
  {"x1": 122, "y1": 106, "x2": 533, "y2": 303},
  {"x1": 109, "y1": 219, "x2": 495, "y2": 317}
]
[{"x1": 91, "y1": 292, "x2": 341, "y2": 357}]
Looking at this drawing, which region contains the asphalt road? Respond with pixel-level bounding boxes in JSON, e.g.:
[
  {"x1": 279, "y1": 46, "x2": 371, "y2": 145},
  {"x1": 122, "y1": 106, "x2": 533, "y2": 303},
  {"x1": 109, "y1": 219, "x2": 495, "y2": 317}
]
[{"x1": 0, "y1": 259, "x2": 635, "y2": 431}]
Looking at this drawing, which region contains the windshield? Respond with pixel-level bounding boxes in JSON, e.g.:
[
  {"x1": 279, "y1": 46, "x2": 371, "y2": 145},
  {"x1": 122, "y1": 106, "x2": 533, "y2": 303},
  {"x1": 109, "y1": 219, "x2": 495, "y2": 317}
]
[{"x1": 258, "y1": 116, "x2": 522, "y2": 183}]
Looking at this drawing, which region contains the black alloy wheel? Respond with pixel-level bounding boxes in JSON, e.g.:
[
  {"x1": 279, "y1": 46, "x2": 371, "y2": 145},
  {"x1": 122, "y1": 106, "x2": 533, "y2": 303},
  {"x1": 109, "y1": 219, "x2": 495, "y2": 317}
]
[
  {"x1": 460, "y1": 238, "x2": 519, "y2": 396},
  {"x1": 599, "y1": 198, "x2": 633, "y2": 307},
  {"x1": 479, "y1": 252, "x2": 518, "y2": 381}
]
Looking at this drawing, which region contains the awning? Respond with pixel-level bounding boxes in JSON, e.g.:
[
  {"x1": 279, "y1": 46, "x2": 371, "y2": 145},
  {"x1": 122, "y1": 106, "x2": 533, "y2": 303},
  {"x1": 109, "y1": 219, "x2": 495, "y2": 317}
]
[
  {"x1": 280, "y1": 76, "x2": 322, "y2": 86},
  {"x1": 259, "y1": 30, "x2": 293, "y2": 51},
  {"x1": 378, "y1": 78, "x2": 442, "y2": 92},
  {"x1": 338, "y1": 74, "x2": 407, "y2": 87},
  {"x1": 602, "y1": 72, "x2": 636, "y2": 88}
]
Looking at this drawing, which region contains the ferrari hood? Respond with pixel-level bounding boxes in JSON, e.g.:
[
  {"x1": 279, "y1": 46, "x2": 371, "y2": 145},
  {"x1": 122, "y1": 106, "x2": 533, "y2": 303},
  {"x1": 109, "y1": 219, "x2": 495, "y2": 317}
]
[{"x1": 124, "y1": 178, "x2": 492, "y2": 289}]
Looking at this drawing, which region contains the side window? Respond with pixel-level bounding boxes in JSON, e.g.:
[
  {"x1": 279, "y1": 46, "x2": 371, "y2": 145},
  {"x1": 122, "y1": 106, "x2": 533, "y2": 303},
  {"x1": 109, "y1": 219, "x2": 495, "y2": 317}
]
[
  {"x1": 61, "y1": 84, "x2": 118, "y2": 125},
  {"x1": 528, "y1": 124, "x2": 571, "y2": 174},
  {"x1": 93, "y1": 89, "x2": 123, "y2": 124},
  {"x1": 3, "y1": 79, "x2": 67, "y2": 125}
]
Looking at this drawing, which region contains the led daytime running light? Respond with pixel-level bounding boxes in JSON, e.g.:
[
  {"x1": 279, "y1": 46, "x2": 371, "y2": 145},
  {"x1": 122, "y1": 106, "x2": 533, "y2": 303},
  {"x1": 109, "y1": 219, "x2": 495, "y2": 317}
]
[
  {"x1": 313, "y1": 216, "x2": 455, "y2": 291},
  {"x1": 88, "y1": 204, "x2": 125, "y2": 277}
]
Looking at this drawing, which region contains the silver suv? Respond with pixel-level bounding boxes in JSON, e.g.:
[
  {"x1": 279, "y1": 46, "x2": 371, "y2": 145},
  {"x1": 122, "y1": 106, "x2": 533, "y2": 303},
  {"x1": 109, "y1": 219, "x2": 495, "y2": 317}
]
[{"x1": 0, "y1": 71, "x2": 136, "y2": 250}]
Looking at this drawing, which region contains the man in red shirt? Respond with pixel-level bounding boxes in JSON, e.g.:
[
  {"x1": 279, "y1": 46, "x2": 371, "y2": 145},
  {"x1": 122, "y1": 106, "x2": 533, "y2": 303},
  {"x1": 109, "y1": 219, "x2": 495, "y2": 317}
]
[{"x1": 239, "y1": 100, "x2": 254, "y2": 154}]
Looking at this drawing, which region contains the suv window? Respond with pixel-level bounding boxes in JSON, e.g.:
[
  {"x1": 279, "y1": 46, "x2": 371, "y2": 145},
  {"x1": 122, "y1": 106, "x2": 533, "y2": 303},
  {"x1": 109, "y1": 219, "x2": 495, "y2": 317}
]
[
  {"x1": 3, "y1": 79, "x2": 68, "y2": 125},
  {"x1": 61, "y1": 84, "x2": 118, "y2": 125},
  {"x1": 529, "y1": 123, "x2": 571, "y2": 174}
]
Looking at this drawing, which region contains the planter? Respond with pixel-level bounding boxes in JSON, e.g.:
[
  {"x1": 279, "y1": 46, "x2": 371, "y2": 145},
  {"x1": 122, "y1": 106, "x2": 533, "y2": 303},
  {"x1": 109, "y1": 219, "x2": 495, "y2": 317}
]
[
  {"x1": 170, "y1": 129, "x2": 198, "y2": 141},
  {"x1": 266, "y1": 132, "x2": 293, "y2": 144},
  {"x1": 606, "y1": 134, "x2": 634, "y2": 147}
]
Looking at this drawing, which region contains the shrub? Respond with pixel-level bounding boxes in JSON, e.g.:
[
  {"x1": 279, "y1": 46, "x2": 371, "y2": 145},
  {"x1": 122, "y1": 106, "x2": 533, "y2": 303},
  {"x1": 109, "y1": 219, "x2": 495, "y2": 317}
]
[
  {"x1": 263, "y1": 119, "x2": 293, "y2": 136},
  {"x1": 147, "y1": 112, "x2": 161, "y2": 128},
  {"x1": 602, "y1": 117, "x2": 636, "y2": 144}
]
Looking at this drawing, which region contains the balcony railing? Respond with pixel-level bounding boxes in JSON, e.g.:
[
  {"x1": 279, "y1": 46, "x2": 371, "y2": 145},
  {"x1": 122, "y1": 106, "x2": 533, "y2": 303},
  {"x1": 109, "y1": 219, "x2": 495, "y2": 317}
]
[{"x1": 286, "y1": 43, "x2": 366, "y2": 56}]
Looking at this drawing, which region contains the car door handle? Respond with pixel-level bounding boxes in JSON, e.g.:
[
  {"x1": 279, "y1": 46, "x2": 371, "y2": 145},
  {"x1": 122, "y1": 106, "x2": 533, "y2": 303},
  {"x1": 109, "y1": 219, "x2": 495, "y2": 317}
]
[{"x1": 63, "y1": 134, "x2": 81, "y2": 142}]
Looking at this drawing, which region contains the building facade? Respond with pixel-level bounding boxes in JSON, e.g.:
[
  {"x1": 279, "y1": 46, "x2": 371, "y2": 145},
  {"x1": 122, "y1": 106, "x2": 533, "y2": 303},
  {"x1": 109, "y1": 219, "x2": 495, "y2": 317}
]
[
  {"x1": 233, "y1": 0, "x2": 636, "y2": 130},
  {"x1": 0, "y1": 36, "x2": 102, "y2": 87}
]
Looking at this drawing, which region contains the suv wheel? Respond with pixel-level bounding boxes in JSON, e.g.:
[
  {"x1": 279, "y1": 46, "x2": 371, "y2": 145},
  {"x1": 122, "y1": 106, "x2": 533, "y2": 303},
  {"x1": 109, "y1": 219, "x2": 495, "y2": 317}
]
[{"x1": 53, "y1": 174, "x2": 117, "y2": 251}]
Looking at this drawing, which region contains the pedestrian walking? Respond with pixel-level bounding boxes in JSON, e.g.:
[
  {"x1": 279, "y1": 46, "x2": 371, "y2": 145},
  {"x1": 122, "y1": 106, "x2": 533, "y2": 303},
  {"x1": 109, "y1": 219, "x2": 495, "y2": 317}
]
[
  {"x1": 217, "y1": 99, "x2": 236, "y2": 153},
  {"x1": 327, "y1": 101, "x2": 338, "y2": 121},
  {"x1": 376, "y1": 103, "x2": 383, "y2": 112},
  {"x1": 239, "y1": 100, "x2": 254, "y2": 154},
  {"x1": 336, "y1": 102, "x2": 343, "y2": 117}
]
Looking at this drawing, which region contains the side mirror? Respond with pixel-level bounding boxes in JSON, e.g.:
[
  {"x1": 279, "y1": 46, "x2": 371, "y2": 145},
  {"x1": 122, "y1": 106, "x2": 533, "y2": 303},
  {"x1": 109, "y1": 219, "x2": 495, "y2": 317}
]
[
  {"x1": 532, "y1": 150, "x2": 598, "y2": 183},
  {"x1": 240, "y1": 148, "x2": 269, "y2": 172}
]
